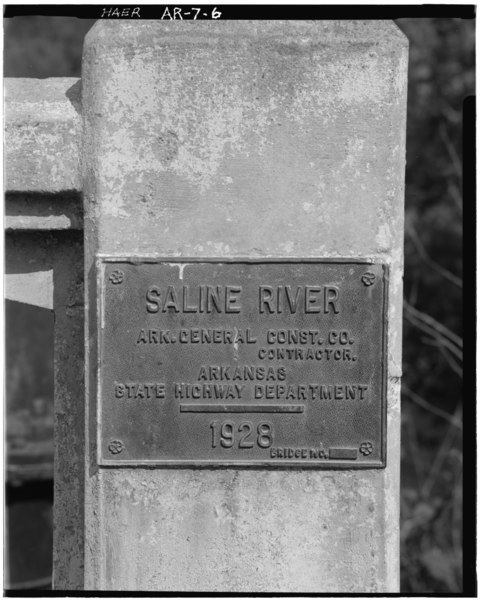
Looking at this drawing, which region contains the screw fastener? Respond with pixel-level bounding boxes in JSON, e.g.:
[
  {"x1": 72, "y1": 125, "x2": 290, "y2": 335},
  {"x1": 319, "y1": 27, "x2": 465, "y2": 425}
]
[
  {"x1": 361, "y1": 272, "x2": 376, "y2": 286},
  {"x1": 109, "y1": 270, "x2": 124, "y2": 284},
  {"x1": 108, "y1": 440, "x2": 124, "y2": 454},
  {"x1": 359, "y1": 441, "x2": 373, "y2": 456}
]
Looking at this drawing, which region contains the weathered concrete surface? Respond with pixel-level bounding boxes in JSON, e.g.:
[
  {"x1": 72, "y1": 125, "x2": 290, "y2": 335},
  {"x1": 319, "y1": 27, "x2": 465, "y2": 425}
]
[
  {"x1": 5, "y1": 269, "x2": 53, "y2": 309},
  {"x1": 52, "y1": 232, "x2": 85, "y2": 590},
  {"x1": 81, "y1": 20, "x2": 407, "y2": 592},
  {"x1": 5, "y1": 78, "x2": 81, "y2": 193},
  {"x1": 5, "y1": 193, "x2": 83, "y2": 231},
  {"x1": 6, "y1": 231, "x2": 85, "y2": 589}
]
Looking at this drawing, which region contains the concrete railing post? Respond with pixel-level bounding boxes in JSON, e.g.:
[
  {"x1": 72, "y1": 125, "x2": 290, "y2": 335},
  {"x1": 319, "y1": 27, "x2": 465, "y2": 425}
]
[{"x1": 78, "y1": 21, "x2": 407, "y2": 592}]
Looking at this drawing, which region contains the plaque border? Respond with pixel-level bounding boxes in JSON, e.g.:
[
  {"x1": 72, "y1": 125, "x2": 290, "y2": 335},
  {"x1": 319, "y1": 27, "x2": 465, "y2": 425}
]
[{"x1": 96, "y1": 257, "x2": 388, "y2": 469}]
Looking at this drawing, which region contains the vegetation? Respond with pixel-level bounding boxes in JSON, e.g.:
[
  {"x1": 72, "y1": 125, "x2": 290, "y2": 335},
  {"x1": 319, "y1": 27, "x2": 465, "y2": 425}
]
[{"x1": 396, "y1": 18, "x2": 470, "y2": 593}]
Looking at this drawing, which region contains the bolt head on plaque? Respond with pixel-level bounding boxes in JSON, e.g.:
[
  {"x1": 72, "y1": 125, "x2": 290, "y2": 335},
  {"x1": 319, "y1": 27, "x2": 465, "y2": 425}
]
[
  {"x1": 361, "y1": 272, "x2": 376, "y2": 286},
  {"x1": 108, "y1": 440, "x2": 124, "y2": 454},
  {"x1": 109, "y1": 270, "x2": 124, "y2": 284}
]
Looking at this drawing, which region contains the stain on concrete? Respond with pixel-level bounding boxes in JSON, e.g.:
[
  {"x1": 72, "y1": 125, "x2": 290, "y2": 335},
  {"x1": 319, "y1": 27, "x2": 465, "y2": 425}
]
[{"x1": 156, "y1": 130, "x2": 179, "y2": 165}]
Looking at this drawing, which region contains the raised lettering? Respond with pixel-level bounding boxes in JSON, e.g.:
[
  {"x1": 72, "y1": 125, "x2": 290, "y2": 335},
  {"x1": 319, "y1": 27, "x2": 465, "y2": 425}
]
[
  {"x1": 305, "y1": 286, "x2": 322, "y2": 313},
  {"x1": 225, "y1": 285, "x2": 241, "y2": 313},
  {"x1": 259, "y1": 286, "x2": 274, "y2": 313},
  {"x1": 324, "y1": 286, "x2": 340, "y2": 314},
  {"x1": 146, "y1": 286, "x2": 161, "y2": 313}
]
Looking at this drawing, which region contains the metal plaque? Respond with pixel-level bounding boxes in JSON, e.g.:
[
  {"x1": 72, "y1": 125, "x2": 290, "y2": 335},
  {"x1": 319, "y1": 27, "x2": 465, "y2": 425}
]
[{"x1": 97, "y1": 259, "x2": 387, "y2": 467}]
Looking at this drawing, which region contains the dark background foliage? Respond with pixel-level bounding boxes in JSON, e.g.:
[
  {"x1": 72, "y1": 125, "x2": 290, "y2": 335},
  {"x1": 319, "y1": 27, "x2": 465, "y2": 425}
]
[
  {"x1": 4, "y1": 15, "x2": 470, "y2": 593},
  {"x1": 395, "y1": 17, "x2": 469, "y2": 593}
]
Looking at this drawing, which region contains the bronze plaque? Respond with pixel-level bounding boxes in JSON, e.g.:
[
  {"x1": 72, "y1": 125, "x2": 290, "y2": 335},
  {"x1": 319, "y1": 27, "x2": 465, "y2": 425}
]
[{"x1": 97, "y1": 259, "x2": 387, "y2": 467}]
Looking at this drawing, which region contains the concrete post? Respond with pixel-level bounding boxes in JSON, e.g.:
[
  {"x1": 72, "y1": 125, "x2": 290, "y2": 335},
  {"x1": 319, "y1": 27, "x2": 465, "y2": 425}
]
[{"x1": 80, "y1": 21, "x2": 407, "y2": 592}]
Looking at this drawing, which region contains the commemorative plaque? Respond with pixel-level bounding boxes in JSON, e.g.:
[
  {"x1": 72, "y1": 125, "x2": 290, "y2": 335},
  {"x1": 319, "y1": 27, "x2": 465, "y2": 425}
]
[{"x1": 97, "y1": 259, "x2": 387, "y2": 467}]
